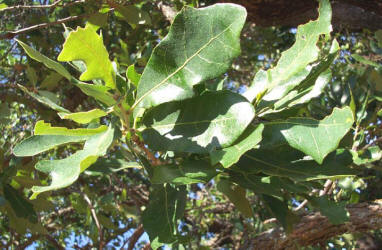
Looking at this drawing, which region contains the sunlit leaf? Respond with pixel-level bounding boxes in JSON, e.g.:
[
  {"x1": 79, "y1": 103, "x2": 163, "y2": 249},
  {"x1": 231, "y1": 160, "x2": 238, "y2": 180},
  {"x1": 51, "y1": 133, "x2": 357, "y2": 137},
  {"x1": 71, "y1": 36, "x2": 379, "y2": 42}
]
[
  {"x1": 30, "y1": 125, "x2": 115, "y2": 198},
  {"x1": 34, "y1": 121, "x2": 107, "y2": 136},
  {"x1": 134, "y1": 4, "x2": 246, "y2": 110},
  {"x1": 210, "y1": 124, "x2": 264, "y2": 168},
  {"x1": 244, "y1": 0, "x2": 332, "y2": 104},
  {"x1": 58, "y1": 109, "x2": 108, "y2": 124},
  {"x1": 262, "y1": 107, "x2": 354, "y2": 163},
  {"x1": 58, "y1": 25, "x2": 116, "y2": 89}
]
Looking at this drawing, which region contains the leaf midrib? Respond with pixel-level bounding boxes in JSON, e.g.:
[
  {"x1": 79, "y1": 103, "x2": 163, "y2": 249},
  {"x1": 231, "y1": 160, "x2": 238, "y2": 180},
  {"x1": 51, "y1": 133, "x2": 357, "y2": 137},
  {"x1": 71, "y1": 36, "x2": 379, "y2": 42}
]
[{"x1": 132, "y1": 21, "x2": 236, "y2": 110}]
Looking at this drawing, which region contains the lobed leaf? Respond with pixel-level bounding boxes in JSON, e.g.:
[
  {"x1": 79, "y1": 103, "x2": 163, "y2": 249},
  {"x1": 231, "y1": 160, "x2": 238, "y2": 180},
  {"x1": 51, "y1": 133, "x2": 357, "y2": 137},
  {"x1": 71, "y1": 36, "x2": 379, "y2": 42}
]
[
  {"x1": 30, "y1": 125, "x2": 115, "y2": 198},
  {"x1": 58, "y1": 25, "x2": 116, "y2": 89},
  {"x1": 244, "y1": 0, "x2": 332, "y2": 104},
  {"x1": 262, "y1": 107, "x2": 354, "y2": 164}
]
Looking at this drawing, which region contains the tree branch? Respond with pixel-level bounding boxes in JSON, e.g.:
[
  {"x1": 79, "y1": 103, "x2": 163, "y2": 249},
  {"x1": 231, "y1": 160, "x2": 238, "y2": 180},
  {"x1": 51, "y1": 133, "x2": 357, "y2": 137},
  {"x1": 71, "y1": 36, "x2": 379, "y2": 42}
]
[
  {"x1": 247, "y1": 200, "x2": 382, "y2": 250},
  {"x1": 127, "y1": 224, "x2": 144, "y2": 250},
  {"x1": 0, "y1": 13, "x2": 91, "y2": 40}
]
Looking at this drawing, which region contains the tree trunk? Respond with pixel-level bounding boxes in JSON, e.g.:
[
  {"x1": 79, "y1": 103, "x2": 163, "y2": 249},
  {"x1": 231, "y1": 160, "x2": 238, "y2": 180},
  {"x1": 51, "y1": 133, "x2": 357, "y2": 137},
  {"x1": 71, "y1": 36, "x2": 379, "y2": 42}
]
[
  {"x1": 223, "y1": 0, "x2": 382, "y2": 31},
  {"x1": 244, "y1": 200, "x2": 382, "y2": 249}
]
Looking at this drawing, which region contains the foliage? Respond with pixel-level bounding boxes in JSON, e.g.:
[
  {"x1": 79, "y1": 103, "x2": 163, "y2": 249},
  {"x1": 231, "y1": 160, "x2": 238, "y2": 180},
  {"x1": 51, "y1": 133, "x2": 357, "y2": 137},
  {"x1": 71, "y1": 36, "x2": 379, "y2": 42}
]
[{"x1": 1, "y1": 0, "x2": 382, "y2": 249}]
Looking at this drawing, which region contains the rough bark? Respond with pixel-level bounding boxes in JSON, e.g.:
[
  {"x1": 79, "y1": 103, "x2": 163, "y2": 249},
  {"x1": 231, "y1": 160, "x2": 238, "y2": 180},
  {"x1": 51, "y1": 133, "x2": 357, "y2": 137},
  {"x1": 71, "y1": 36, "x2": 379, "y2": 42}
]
[
  {"x1": 223, "y1": 0, "x2": 382, "y2": 31},
  {"x1": 245, "y1": 200, "x2": 382, "y2": 250}
]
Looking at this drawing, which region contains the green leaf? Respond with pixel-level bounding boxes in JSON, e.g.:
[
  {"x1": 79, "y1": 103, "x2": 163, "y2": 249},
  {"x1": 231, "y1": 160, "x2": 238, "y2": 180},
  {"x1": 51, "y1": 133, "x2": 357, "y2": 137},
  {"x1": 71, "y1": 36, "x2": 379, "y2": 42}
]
[
  {"x1": 142, "y1": 184, "x2": 187, "y2": 245},
  {"x1": 126, "y1": 65, "x2": 141, "y2": 87},
  {"x1": 3, "y1": 184, "x2": 37, "y2": 223},
  {"x1": 85, "y1": 158, "x2": 142, "y2": 176},
  {"x1": 58, "y1": 25, "x2": 116, "y2": 89},
  {"x1": 262, "y1": 195, "x2": 300, "y2": 233},
  {"x1": 141, "y1": 91, "x2": 255, "y2": 154},
  {"x1": 34, "y1": 121, "x2": 107, "y2": 136},
  {"x1": 234, "y1": 148, "x2": 357, "y2": 182},
  {"x1": 86, "y1": 12, "x2": 108, "y2": 31},
  {"x1": 115, "y1": 4, "x2": 151, "y2": 28},
  {"x1": 26, "y1": 65, "x2": 38, "y2": 86},
  {"x1": 270, "y1": 39, "x2": 339, "y2": 113},
  {"x1": 210, "y1": 124, "x2": 264, "y2": 168},
  {"x1": 263, "y1": 107, "x2": 354, "y2": 164},
  {"x1": 13, "y1": 135, "x2": 91, "y2": 157},
  {"x1": 352, "y1": 54, "x2": 381, "y2": 68},
  {"x1": 244, "y1": 0, "x2": 332, "y2": 103},
  {"x1": 352, "y1": 146, "x2": 382, "y2": 165},
  {"x1": 30, "y1": 125, "x2": 115, "y2": 198},
  {"x1": 150, "y1": 160, "x2": 217, "y2": 185},
  {"x1": 18, "y1": 84, "x2": 70, "y2": 113},
  {"x1": 217, "y1": 179, "x2": 253, "y2": 218},
  {"x1": 40, "y1": 72, "x2": 63, "y2": 91},
  {"x1": 16, "y1": 40, "x2": 72, "y2": 80},
  {"x1": 73, "y1": 80, "x2": 116, "y2": 106},
  {"x1": 133, "y1": 4, "x2": 246, "y2": 110},
  {"x1": 309, "y1": 196, "x2": 349, "y2": 225},
  {"x1": 58, "y1": 109, "x2": 108, "y2": 124}
]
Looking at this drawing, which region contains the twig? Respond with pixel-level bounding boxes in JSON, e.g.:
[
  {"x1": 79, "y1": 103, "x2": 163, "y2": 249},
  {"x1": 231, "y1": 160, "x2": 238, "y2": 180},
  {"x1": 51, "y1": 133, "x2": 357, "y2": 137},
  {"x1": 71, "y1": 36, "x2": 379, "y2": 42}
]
[
  {"x1": 0, "y1": 0, "x2": 81, "y2": 12},
  {"x1": 294, "y1": 180, "x2": 334, "y2": 212},
  {"x1": 361, "y1": 136, "x2": 382, "y2": 151},
  {"x1": 0, "y1": 13, "x2": 91, "y2": 40},
  {"x1": 132, "y1": 134, "x2": 162, "y2": 166},
  {"x1": 82, "y1": 193, "x2": 104, "y2": 250},
  {"x1": 126, "y1": 224, "x2": 144, "y2": 250}
]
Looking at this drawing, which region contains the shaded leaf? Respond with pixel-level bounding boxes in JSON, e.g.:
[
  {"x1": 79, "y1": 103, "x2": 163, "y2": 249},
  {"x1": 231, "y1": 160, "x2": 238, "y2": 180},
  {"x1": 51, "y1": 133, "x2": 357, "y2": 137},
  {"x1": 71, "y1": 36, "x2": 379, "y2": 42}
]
[
  {"x1": 134, "y1": 4, "x2": 246, "y2": 110},
  {"x1": 13, "y1": 135, "x2": 90, "y2": 157},
  {"x1": 18, "y1": 84, "x2": 69, "y2": 113},
  {"x1": 262, "y1": 195, "x2": 300, "y2": 233},
  {"x1": 142, "y1": 91, "x2": 255, "y2": 153},
  {"x1": 234, "y1": 147, "x2": 357, "y2": 181},
  {"x1": 142, "y1": 184, "x2": 187, "y2": 245},
  {"x1": 73, "y1": 80, "x2": 116, "y2": 106},
  {"x1": 40, "y1": 72, "x2": 63, "y2": 91},
  {"x1": 115, "y1": 4, "x2": 151, "y2": 27},
  {"x1": 309, "y1": 195, "x2": 349, "y2": 225},
  {"x1": 151, "y1": 160, "x2": 217, "y2": 185},
  {"x1": 3, "y1": 184, "x2": 37, "y2": 223},
  {"x1": 16, "y1": 39, "x2": 71, "y2": 80},
  {"x1": 58, "y1": 25, "x2": 116, "y2": 89},
  {"x1": 85, "y1": 158, "x2": 142, "y2": 176},
  {"x1": 217, "y1": 179, "x2": 253, "y2": 218}
]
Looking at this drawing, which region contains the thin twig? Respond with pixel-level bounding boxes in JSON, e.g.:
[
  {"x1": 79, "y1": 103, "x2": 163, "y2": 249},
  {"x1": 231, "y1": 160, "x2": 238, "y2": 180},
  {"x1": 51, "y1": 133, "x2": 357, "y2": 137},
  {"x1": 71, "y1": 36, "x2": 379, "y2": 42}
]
[
  {"x1": 294, "y1": 180, "x2": 334, "y2": 212},
  {"x1": 0, "y1": 13, "x2": 91, "y2": 40},
  {"x1": 0, "y1": 0, "x2": 80, "y2": 12},
  {"x1": 82, "y1": 193, "x2": 104, "y2": 250},
  {"x1": 361, "y1": 136, "x2": 382, "y2": 151}
]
